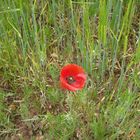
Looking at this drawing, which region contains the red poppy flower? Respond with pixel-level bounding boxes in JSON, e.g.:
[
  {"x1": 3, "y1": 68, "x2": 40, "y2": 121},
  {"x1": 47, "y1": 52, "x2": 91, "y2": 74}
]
[{"x1": 60, "y1": 64, "x2": 86, "y2": 92}]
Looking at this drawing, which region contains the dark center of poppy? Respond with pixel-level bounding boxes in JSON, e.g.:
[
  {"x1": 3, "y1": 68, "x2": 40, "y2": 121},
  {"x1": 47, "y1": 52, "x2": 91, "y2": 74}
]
[{"x1": 66, "y1": 76, "x2": 76, "y2": 84}]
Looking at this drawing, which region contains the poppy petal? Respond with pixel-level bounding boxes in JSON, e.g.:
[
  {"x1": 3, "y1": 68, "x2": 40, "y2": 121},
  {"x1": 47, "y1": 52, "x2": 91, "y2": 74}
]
[
  {"x1": 60, "y1": 76, "x2": 80, "y2": 91},
  {"x1": 60, "y1": 64, "x2": 86, "y2": 92}
]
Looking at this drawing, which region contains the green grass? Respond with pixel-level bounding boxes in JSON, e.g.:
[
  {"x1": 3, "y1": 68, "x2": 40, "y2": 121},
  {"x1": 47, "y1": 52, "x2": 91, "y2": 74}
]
[{"x1": 0, "y1": 0, "x2": 140, "y2": 139}]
